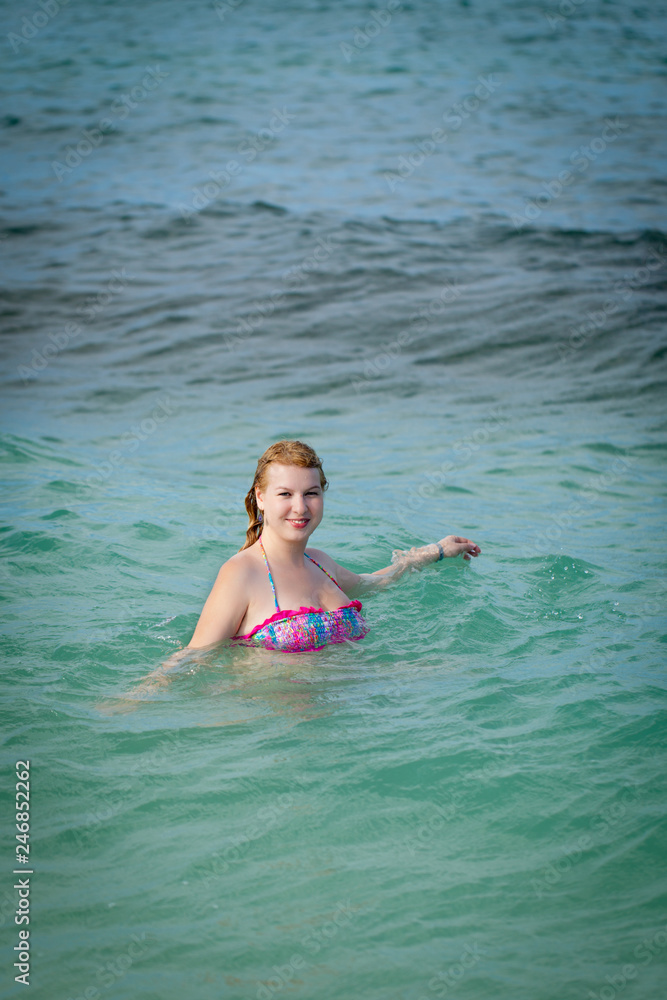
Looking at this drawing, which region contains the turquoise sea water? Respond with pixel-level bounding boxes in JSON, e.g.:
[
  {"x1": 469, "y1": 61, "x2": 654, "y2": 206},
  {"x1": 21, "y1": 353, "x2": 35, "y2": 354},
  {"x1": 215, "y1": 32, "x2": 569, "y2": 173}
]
[{"x1": 1, "y1": 1, "x2": 667, "y2": 998}]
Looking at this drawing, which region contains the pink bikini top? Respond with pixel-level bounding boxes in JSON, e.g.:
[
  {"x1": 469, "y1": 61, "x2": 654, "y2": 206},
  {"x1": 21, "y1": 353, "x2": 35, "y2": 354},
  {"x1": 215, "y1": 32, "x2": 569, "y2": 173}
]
[{"x1": 232, "y1": 536, "x2": 369, "y2": 652}]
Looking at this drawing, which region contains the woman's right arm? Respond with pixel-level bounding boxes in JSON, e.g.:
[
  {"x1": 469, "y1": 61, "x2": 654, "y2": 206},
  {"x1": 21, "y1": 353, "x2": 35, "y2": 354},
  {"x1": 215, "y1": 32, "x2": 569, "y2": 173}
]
[
  {"x1": 97, "y1": 558, "x2": 250, "y2": 711},
  {"x1": 186, "y1": 556, "x2": 250, "y2": 649},
  {"x1": 118, "y1": 559, "x2": 249, "y2": 701}
]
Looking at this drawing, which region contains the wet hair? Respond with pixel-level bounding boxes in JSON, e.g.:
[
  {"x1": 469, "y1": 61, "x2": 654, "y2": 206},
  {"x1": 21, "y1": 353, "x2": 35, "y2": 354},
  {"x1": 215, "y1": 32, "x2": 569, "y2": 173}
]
[{"x1": 239, "y1": 440, "x2": 328, "y2": 551}]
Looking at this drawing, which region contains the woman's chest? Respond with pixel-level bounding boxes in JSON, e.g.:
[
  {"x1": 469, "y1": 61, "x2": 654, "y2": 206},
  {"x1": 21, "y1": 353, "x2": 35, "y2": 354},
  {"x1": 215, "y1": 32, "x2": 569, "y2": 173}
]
[{"x1": 237, "y1": 569, "x2": 348, "y2": 636}]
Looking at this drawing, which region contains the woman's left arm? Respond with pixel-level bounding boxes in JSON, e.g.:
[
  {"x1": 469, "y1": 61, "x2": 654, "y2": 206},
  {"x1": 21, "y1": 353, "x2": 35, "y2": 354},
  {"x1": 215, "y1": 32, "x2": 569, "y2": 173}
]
[{"x1": 324, "y1": 535, "x2": 481, "y2": 595}]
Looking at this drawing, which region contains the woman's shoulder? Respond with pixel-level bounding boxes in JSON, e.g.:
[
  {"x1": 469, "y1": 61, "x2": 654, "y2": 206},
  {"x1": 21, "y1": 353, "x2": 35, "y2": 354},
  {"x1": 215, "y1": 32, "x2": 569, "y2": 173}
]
[
  {"x1": 305, "y1": 546, "x2": 338, "y2": 574},
  {"x1": 306, "y1": 547, "x2": 362, "y2": 593},
  {"x1": 214, "y1": 544, "x2": 260, "y2": 584},
  {"x1": 186, "y1": 545, "x2": 260, "y2": 649},
  {"x1": 305, "y1": 546, "x2": 329, "y2": 559}
]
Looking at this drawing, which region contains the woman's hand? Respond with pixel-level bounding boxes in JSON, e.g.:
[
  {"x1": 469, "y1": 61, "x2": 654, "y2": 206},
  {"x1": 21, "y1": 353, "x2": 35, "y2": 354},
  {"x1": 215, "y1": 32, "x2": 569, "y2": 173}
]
[
  {"x1": 96, "y1": 648, "x2": 193, "y2": 715},
  {"x1": 437, "y1": 535, "x2": 481, "y2": 561},
  {"x1": 391, "y1": 535, "x2": 481, "y2": 568}
]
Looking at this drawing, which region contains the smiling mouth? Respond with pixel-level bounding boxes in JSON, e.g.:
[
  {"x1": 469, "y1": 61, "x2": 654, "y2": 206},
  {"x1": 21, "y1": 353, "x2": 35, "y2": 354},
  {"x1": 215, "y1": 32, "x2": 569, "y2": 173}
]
[{"x1": 287, "y1": 519, "x2": 309, "y2": 526}]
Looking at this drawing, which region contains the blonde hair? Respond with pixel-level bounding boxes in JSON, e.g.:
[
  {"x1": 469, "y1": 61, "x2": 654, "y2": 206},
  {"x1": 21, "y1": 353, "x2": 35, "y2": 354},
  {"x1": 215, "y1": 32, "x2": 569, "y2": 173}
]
[{"x1": 239, "y1": 440, "x2": 328, "y2": 551}]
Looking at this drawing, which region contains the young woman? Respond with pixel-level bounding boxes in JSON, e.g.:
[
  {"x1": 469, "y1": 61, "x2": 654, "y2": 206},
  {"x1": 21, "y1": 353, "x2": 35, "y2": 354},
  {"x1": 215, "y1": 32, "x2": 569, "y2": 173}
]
[
  {"x1": 187, "y1": 439, "x2": 481, "y2": 653},
  {"x1": 112, "y1": 439, "x2": 481, "y2": 702}
]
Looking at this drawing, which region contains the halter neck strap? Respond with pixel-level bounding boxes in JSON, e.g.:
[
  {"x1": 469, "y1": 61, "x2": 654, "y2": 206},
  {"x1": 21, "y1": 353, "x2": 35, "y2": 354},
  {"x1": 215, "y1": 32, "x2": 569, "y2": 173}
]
[
  {"x1": 258, "y1": 534, "x2": 346, "y2": 612},
  {"x1": 258, "y1": 535, "x2": 280, "y2": 612}
]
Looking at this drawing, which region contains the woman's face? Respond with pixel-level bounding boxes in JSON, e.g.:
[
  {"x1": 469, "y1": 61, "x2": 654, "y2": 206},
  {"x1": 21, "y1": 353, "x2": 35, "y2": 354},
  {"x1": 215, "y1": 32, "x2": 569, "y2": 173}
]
[{"x1": 256, "y1": 463, "x2": 324, "y2": 541}]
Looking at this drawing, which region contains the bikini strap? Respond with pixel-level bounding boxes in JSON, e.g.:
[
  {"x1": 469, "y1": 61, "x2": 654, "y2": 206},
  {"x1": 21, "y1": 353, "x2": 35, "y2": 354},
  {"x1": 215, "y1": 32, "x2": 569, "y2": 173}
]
[
  {"x1": 305, "y1": 552, "x2": 345, "y2": 594},
  {"x1": 258, "y1": 536, "x2": 280, "y2": 612},
  {"x1": 259, "y1": 537, "x2": 344, "y2": 608}
]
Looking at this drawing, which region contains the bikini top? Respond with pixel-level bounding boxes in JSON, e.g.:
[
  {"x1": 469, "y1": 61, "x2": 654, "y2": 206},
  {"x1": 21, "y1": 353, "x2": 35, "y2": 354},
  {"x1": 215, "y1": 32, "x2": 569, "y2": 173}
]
[{"x1": 232, "y1": 536, "x2": 369, "y2": 652}]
